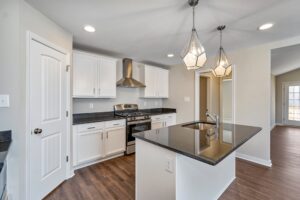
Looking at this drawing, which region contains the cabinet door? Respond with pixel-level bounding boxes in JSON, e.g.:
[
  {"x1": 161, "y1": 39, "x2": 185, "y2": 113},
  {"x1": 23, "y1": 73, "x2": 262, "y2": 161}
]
[
  {"x1": 77, "y1": 130, "x2": 104, "y2": 165},
  {"x1": 157, "y1": 68, "x2": 169, "y2": 98},
  {"x1": 151, "y1": 121, "x2": 164, "y2": 130},
  {"x1": 164, "y1": 114, "x2": 176, "y2": 127},
  {"x1": 73, "y1": 51, "x2": 98, "y2": 97},
  {"x1": 104, "y1": 127, "x2": 126, "y2": 157},
  {"x1": 98, "y1": 57, "x2": 117, "y2": 98},
  {"x1": 144, "y1": 65, "x2": 157, "y2": 97}
]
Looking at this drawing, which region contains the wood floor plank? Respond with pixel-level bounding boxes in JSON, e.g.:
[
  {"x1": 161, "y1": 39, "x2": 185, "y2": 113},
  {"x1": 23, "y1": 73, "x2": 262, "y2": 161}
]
[{"x1": 44, "y1": 126, "x2": 300, "y2": 200}]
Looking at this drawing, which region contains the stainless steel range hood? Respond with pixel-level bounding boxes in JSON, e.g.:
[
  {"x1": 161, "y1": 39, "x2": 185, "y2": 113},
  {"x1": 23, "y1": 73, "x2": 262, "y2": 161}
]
[{"x1": 117, "y1": 58, "x2": 146, "y2": 88}]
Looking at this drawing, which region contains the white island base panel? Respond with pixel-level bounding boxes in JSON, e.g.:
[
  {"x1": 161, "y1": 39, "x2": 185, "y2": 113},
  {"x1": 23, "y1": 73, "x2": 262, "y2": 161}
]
[{"x1": 136, "y1": 139, "x2": 236, "y2": 200}]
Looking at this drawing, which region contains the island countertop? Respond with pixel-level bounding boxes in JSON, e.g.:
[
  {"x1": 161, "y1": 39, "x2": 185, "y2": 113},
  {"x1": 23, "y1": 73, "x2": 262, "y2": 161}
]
[{"x1": 133, "y1": 121, "x2": 262, "y2": 166}]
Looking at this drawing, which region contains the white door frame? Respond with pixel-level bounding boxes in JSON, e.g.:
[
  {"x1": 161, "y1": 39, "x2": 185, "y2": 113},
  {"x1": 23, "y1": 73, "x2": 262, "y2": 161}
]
[
  {"x1": 25, "y1": 31, "x2": 72, "y2": 200},
  {"x1": 194, "y1": 66, "x2": 236, "y2": 124},
  {"x1": 282, "y1": 81, "x2": 300, "y2": 126}
]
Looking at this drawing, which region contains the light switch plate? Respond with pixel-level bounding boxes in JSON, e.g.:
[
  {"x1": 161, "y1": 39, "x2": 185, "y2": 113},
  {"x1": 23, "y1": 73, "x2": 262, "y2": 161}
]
[
  {"x1": 184, "y1": 96, "x2": 190, "y2": 102},
  {"x1": 0, "y1": 95, "x2": 10, "y2": 107}
]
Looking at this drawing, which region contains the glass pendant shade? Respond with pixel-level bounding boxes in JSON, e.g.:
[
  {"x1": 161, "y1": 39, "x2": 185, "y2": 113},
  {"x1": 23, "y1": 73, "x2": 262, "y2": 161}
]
[
  {"x1": 212, "y1": 25, "x2": 232, "y2": 77},
  {"x1": 212, "y1": 47, "x2": 232, "y2": 77},
  {"x1": 182, "y1": 29, "x2": 207, "y2": 70}
]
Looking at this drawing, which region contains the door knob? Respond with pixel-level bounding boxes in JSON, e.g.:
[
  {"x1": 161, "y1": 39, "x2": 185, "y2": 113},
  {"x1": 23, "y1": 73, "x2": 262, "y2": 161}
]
[{"x1": 34, "y1": 128, "x2": 43, "y2": 134}]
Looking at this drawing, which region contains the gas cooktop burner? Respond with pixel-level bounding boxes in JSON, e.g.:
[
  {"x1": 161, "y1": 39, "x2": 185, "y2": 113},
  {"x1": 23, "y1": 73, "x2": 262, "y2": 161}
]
[{"x1": 113, "y1": 104, "x2": 151, "y2": 122}]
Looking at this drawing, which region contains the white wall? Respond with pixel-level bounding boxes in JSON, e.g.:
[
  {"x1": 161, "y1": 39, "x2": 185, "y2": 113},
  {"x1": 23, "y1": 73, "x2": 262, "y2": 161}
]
[
  {"x1": 230, "y1": 46, "x2": 271, "y2": 165},
  {"x1": 163, "y1": 65, "x2": 195, "y2": 124},
  {"x1": 0, "y1": 0, "x2": 21, "y2": 198},
  {"x1": 73, "y1": 60, "x2": 163, "y2": 113},
  {"x1": 0, "y1": 1, "x2": 73, "y2": 199}
]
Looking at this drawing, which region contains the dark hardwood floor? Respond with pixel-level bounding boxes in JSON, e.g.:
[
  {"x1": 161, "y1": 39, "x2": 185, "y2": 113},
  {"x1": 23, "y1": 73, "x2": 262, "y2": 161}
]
[{"x1": 45, "y1": 126, "x2": 300, "y2": 200}]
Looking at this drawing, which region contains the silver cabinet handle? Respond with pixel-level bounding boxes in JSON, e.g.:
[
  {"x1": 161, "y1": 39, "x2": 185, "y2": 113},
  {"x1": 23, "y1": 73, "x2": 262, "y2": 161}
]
[
  {"x1": 106, "y1": 132, "x2": 108, "y2": 139},
  {"x1": 98, "y1": 88, "x2": 101, "y2": 95},
  {"x1": 101, "y1": 132, "x2": 103, "y2": 140},
  {"x1": 87, "y1": 127, "x2": 95, "y2": 129},
  {"x1": 113, "y1": 123, "x2": 120, "y2": 126}
]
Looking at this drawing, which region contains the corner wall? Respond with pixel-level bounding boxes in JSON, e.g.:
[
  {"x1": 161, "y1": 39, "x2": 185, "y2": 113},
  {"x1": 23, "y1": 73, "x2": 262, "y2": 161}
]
[
  {"x1": 163, "y1": 65, "x2": 195, "y2": 124},
  {"x1": 0, "y1": 0, "x2": 73, "y2": 199}
]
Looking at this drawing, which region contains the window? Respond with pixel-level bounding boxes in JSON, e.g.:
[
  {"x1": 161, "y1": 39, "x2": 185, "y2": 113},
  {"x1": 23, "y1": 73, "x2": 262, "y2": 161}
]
[{"x1": 288, "y1": 85, "x2": 300, "y2": 121}]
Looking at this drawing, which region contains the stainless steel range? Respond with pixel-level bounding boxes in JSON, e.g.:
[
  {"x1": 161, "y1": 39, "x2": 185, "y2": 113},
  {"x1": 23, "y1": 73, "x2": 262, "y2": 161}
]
[{"x1": 114, "y1": 104, "x2": 151, "y2": 154}]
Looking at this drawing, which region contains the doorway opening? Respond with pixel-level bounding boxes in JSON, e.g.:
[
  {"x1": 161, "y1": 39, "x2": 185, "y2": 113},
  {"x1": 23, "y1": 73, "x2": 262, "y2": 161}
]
[{"x1": 271, "y1": 44, "x2": 300, "y2": 127}]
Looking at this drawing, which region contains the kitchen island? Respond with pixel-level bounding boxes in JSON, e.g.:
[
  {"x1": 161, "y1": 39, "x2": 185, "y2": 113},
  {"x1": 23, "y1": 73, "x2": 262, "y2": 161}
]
[{"x1": 133, "y1": 121, "x2": 261, "y2": 200}]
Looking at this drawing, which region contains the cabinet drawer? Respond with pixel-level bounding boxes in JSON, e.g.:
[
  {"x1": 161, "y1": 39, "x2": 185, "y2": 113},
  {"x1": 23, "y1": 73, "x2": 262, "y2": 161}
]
[
  {"x1": 151, "y1": 115, "x2": 164, "y2": 121},
  {"x1": 105, "y1": 120, "x2": 126, "y2": 128},
  {"x1": 164, "y1": 114, "x2": 175, "y2": 119},
  {"x1": 76, "y1": 122, "x2": 104, "y2": 133}
]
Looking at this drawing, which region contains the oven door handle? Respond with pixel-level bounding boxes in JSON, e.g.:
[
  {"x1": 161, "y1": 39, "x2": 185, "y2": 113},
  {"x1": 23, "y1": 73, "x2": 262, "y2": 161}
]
[{"x1": 127, "y1": 119, "x2": 152, "y2": 125}]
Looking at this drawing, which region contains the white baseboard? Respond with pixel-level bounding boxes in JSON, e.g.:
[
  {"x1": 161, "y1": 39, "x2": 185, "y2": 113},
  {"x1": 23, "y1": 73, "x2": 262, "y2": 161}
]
[
  {"x1": 271, "y1": 124, "x2": 276, "y2": 130},
  {"x1": 236, "y1": 153, "x2": 272, "y2": 167},
  {"x1": 73, "y1": 153, "x2": 124, "y2": 170}
]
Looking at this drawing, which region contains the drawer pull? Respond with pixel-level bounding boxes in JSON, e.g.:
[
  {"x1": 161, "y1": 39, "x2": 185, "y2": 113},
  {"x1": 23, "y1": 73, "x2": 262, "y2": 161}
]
[
  {"x1": 113, "y1": 123, "x2": 120, "y2": 126},
  {"x1": 87, "y1": 127, "x2": 96, "y2": 129}
]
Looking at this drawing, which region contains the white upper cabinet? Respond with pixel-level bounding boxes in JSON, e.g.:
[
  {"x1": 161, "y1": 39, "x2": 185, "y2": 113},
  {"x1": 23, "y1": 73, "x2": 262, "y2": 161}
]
[
  {"x1": 140, "y1": 65, "x2": 169, "y2": 98},
  {"x1": 73, "y1": 52, "x2": 98, "y2": 97},
  {"x1": 98, "y1": 57, "x2": 117, "y2": 98},
  {"x1": 73, "y1": 50, "x2": 117, "y2": 98}
]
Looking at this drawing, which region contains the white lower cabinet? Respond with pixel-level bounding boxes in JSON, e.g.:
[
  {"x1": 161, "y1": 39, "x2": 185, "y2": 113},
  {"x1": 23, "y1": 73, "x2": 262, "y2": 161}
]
[
  {"x1": 77, "y1": 130, "x2": 104, "y2": 165},
  {"x1": 73, "y1": 119, "x2": 126, "y2": 167},
  {"x1": 151, "y1": 113, "x2": 176, "y2": 130},
  {"x1": 104, "y1": 126, "x2": 126, "y2": 157}
]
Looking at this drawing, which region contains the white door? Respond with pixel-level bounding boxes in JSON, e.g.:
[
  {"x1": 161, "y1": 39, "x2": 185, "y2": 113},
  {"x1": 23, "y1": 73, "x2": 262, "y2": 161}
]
[
  {"x1": 104, "y1": 127, "x2": 126, "y2": 156},
  {"x1": 77, "y1": 130, "x2": 104, "y2": 164},
  {"x1": 284, "y1": 82, "x2": 300, "y2": 126},
  {"x1": 73, "y1": 51, "x2": 98, "y2": 97},
  {"x1": 98, "y1": 57, "x2": 116, "y2": 98},
  {"x1": 29, "y1": 39, "x2": 67, "y2": 199}
]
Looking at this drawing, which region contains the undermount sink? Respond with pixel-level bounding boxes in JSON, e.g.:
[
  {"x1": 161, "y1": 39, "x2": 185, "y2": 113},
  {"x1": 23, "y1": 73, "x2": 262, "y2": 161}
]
[{"x1": 182, "y1": 122, "x2": 217, "y2": 134}]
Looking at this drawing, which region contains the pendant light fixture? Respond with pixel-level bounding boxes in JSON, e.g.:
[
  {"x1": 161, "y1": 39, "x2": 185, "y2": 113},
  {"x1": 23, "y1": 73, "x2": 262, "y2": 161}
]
[
  {"x1": 212, "y1": 25, "x2": 232, "y2": 77},
  {"x1": 181, "y1": 0, "x2": 206, "y2": 70}
]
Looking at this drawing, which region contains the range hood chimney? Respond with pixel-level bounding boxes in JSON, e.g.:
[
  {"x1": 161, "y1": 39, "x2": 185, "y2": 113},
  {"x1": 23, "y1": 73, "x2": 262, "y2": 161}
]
[{"x1": 117, "y1": 58, "x2": 146, "y2": 88}]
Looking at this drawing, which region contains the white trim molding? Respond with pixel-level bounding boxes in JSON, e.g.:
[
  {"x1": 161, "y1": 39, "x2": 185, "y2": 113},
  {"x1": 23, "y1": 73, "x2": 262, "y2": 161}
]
[{"x1": 236, "y1": 152, "x2": 272, "y2": 167}]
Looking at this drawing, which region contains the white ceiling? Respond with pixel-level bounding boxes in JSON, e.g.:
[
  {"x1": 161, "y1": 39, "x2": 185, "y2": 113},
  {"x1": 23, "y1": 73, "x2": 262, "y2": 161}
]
[
  {"x1": 271, "y1": 44, "x2": 300, "y2": 76},
  {"x1": 25, "y1": 0, "x2": 300, "y2": 66}
]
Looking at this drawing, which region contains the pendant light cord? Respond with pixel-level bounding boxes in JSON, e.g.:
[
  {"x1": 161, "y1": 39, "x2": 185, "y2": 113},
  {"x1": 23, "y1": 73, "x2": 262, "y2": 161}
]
[
  {"x1": 192, "y1": 6, "x2": 195, "y2": 30},
  {"x1": 220, "y1": 28, "x2": 223, "y2": 47}
]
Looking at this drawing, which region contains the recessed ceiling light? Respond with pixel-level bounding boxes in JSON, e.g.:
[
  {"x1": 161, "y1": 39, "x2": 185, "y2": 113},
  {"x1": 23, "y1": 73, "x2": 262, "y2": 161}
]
[
  {"x1": 258, "y1": 23, "x2": 274, "y2": 31},
  {"x1": 167, "y1": 54, "x2": 174, "y2": 58},
  {"x1": 84, "y1": 25, "x2": 96, "y2": 32}
]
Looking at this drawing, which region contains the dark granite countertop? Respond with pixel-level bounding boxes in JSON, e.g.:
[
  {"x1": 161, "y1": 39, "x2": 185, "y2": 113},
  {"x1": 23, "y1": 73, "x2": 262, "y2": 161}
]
[
  {"x1": 133, "y1": 121, "x2": 261, "y2": 166},
  {"x1": 0, "y1": 130, "x2": 12, "y2": 172},
  {"x1": 73, "y1": 108, "x2": 176, "y2": 125}
]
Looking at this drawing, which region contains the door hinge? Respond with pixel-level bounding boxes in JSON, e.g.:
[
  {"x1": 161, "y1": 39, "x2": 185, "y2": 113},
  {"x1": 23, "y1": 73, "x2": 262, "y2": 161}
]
[
  {"x1": 66, "y1": 156, "x2": 69, "y2": 162},
  {"x1": 66, "y1": 111, "x2": 69, "y2": 117},
  {"x1": 66, "y1": 65, "x2": 70, "y2": 72}
]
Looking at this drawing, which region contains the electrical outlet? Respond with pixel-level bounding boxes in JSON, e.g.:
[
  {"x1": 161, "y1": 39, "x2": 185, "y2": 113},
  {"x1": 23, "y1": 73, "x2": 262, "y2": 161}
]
[
  {"x1": 0, "y1": 95, "x2": 10, "y2": 107},
  {"x1": 165, "y1": 157, "x2": 174, "y2": 173},
  {"x1": 89, "y1": 103, "x2": 94, "y2": 109}
]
